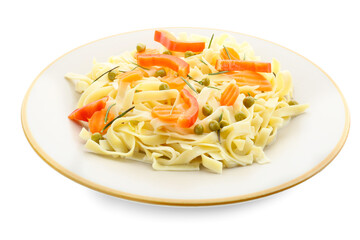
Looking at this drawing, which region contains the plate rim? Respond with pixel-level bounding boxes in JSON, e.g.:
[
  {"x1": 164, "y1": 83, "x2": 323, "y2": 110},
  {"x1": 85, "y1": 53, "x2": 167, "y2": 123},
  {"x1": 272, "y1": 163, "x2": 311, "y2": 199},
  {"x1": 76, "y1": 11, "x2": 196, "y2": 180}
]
[{"x1": 21, "y1": 27, "x2": 350, "y2": 206}]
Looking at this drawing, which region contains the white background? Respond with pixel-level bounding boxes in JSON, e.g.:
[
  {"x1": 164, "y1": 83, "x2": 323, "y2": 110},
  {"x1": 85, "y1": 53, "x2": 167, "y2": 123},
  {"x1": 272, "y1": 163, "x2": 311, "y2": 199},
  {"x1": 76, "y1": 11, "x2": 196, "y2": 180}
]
[{"x1": 1, "y1": 0, "x2": 359, "y2": 239}]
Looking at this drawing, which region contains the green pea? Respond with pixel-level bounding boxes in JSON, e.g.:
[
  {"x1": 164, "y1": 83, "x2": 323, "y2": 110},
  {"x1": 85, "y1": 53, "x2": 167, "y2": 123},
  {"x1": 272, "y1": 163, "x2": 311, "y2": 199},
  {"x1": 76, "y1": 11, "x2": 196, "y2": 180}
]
[
  {"x1": 219, "y1": 120, "x2": 229, "y2": 128},
  {"x1": 194, "y1": 124, "x2": 204, "y2": 135},
  {"x1": 202, "y1": 105, "x2": 213, "y2": 116},
  {"x1": 154, "y1": 69, "x2": 166, "y2": 77},
  {"x1": 159, "y1": 83, "x2": 170, "y2": 90},
  {"x1": 235, "y1": 112, "x2": 246, "y2": 122},
  {"x1": 108, "y1": 72, "x2": 116, "y2": 81},
  {"x1": 196, "y1": 88, "x2": 202, "y2": 93},
  {"x1": 91, "y1": 132, "x2": 102, "y2": 143},
  {"x1": 163, "y1": 50, "x2": 172, "y2": 55},
  {"x1": 136, "y1": 43, "x2": 146, "y2": 52},
  {"x1": 201, "y1": 77, "x2": 210, "y2": 86},
  {"x1": 185, "y1": 51, "x2": 195, "y2": 58},
  {"x1": 209, "y1": 120, "x2": 220, "y2": 131},
  {"x1": 243, "y1": 96, "x2": 255, "y2": 108},
  {"x1": 288, "y1": 100, "x2": 298, "y2": 106}
]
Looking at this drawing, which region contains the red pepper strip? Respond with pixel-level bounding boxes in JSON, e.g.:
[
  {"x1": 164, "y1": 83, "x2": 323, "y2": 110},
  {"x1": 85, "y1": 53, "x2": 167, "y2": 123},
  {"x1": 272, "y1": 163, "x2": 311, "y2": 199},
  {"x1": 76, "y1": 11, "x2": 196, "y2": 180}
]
[
  {"x1": 137, "y1": 54, "x2": 190, "y2": 77},
  {"x1": 177, "y1": 89, "x2": 199, "y2": 128},
  {"x1": 68, "y1": 96, "x2": 109, "y2": 122},
  {"x1": 154, "y1": 30, "x2": 205, "y2": 53},
  {"x1": 216, "y1": 60, "x2": 271, "y2": 73}
]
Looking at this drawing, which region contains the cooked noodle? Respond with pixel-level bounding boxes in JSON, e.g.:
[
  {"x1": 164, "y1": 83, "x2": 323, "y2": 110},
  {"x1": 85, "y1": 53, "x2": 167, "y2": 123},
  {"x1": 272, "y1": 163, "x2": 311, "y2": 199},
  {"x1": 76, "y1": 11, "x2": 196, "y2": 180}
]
[{"x1": 66, "y1": 32, "x2": 308, "y2": 173}]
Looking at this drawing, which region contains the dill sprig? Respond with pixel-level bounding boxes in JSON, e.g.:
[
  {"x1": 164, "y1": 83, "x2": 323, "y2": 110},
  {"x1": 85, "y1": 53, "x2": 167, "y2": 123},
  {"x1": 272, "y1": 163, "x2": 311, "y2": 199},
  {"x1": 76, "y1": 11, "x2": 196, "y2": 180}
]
[
  {"x1": 169, "y1": 103, "x2": 176, "y2": 115},
  {"x1": 131, "y1": 62, "x2": 150, "y2": 70},
  {"x1": 223, "y1": 46, "x2": 231, "y2": 60},
  {"x1": 193, "y1": 79, "x2": 202, "y2": 84},
  {"x1": 104, "y1": 103, "x2": 116, "y2": 124},
  {"x1": 206, "y1": 85, "x2": 221, "y2": 90},
  {"x1": 92, "y1": 66, "x2": 119, "y2": 84},
  {"x1": 218, "y1": 112, "x2": 223, "y2": 122},
  {"x1": 217, "y1": 111, "x2": 223, "y2": 142},
  {"x1": 101, "y1": 106, "x2": 135, "y2": 133},
  {"x1": 192, "y1": 79, "x2": 220, "y2": 90},
  {"x1": 187, "y1": 74, "x2": 193, "y2": 79},
  {"x1": 200, "y1": 59, "x2": 208, "y2": 66},
  {"x1": 208, "y1": 71, "x2": 229, "y2": 75},
  {"x1": 180, "y1": 77, "x2": 197, "y2": 94},
  {"x1": 208, "y1": 34, "x2": 214, "y2": 49}
]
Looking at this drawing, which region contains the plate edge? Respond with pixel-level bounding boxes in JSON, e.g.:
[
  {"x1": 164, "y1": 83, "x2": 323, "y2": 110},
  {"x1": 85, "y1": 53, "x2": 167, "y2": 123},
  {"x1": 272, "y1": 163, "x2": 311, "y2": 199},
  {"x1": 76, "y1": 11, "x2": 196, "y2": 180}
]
[{"x1": 20, "y1": 27, "x2": 351, "y2": 206}]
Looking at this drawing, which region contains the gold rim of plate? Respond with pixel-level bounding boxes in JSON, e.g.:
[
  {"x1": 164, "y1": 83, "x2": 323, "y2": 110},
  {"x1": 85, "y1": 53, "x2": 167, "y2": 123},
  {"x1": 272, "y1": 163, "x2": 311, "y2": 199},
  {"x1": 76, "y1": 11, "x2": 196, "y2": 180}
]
[{"x1": 21, "y1": 27, "x2": 351, "y2": 206}]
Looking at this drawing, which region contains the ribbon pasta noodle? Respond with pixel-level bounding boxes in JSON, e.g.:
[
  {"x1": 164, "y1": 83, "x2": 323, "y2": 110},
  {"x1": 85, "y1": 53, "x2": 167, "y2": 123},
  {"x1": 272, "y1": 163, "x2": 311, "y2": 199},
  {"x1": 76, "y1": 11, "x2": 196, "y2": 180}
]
[{"x1": 66, "y1": 31, "x2": 309, "y2": 174}]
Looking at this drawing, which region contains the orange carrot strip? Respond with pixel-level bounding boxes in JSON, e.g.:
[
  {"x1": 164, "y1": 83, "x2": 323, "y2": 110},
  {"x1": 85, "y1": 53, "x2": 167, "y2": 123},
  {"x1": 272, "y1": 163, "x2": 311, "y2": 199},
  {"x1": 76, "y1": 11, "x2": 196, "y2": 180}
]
[
  {"x1": 160, "y1": 75, "x2": 186, "y2": 91},
  {"x1": 116, "y1": 70, "x2": 144, "y2": 82},
  {"x1": 220, "y1": 82, "x2": 240, "y2": 106},
  {"x1": 220, "y1": 47, "x2": 240, "y2": 60},
  {"x1": 227, "y1": 71, "x2": 272, "y2": 91},
  {"x1": 216, "y1": 60, "x2": 271, "y2": 73},
  {"x1": 137, "y1": 54, "x2": 190, "y2": 77},
  {"x1": 134, "y1": 49, "x2": 160, "y2": 59},
  {"x1": 151, "y1": 89, "x2": 199, "y2": 128},
  {"x1": 151, "y1": 105, "x2": 183, "y2": 123},
  {"x1": 88, "y1": 108, "x2": 115, "y2": 134}
]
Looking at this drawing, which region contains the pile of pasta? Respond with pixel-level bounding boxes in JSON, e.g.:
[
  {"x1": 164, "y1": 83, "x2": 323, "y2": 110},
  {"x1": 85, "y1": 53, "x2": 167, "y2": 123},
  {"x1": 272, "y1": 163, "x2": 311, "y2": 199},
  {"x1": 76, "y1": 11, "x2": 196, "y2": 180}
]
[{"x1": 66, "y1": 31, "x2": 308, "y2": 173}]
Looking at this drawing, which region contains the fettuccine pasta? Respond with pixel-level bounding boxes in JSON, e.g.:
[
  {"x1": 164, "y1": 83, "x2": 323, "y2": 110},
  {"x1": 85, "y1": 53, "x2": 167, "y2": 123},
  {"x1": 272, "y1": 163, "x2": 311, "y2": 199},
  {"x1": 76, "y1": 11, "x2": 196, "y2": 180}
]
[{"x1": 66, "y1": 30, "x2": 309, "y2": 173}]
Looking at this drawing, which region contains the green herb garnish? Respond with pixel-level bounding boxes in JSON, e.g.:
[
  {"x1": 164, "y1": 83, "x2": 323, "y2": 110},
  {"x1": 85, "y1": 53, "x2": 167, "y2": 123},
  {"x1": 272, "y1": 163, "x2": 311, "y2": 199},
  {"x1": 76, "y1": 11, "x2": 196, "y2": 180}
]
[
  {"x1": 208, "y1": 34, "x2": 214, "y2": 49},
  {"x1": 273, "y1": 72, "x2": 276, "y2": 77},
  {"x1": 92, "y1": 66, "x2": 119, "y2": 84},
  {"x1": 169, "y1": 103, "x2": 176, "y2": 115},
  {"x1": 104, "y1": 103, "x2": 116, "y2": 124},
  {"x1": 206, "y1": 85, "x2": 221, "y2": 90},
  {"x1": 223, "y1": 46, "x2": 231, "y2": 60},
  {"x1": 193, "y1": 79, "x2": 203, "y2": 85},
  {"x1": 218, "y1": 112, "x2": 223, "y2": 122},
  {"x1": 192, "y1": 79, "x2": 220, "y2": 90},
  {"x1": 208, "y1": 71, "x2": 229, "y2": 75},
  {"x1": 181, "y1": 77, "x2": 197, "y2": 94},
  {"x1": 217, "y1": 111, "x2": 223, "y2": 142},
  {"x1": 243, "y1": 54, "x2": 246, "y2": 60},
  {"x1": 187, "y1": 74, "x2": 193, "y2": 79},
  {"x1": 101, "y1": 106, "x2": 135, "y2": 133},
  {"x1": 119, "y1": 70, "x2": 127, "y2": 73},
  {"x1": 200, "y1": 59, "x2": 208, "y2": 66},
  {"x1": 131, "y1": 62, "x2": 150, "y2": 70}
]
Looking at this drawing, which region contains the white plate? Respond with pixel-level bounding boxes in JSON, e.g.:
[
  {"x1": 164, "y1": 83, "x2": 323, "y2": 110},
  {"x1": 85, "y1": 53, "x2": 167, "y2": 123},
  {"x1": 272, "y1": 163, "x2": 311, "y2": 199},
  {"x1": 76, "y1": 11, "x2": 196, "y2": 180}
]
[{"x1": 21, "y1": 28, "x2": 350, "y2": 206}]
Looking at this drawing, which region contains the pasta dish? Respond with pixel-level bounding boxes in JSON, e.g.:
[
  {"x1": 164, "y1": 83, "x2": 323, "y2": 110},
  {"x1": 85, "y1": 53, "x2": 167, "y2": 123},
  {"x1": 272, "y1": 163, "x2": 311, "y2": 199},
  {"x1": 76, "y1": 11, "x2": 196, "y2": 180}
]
[{"x1": 66, "y1": 30, "x2": 309, "y2": 173}]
